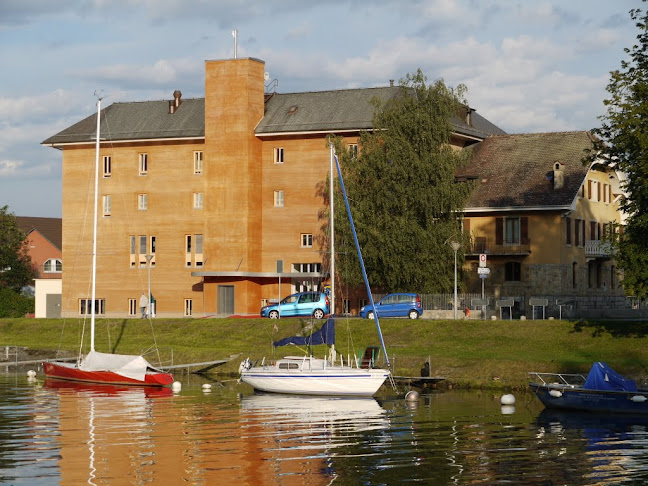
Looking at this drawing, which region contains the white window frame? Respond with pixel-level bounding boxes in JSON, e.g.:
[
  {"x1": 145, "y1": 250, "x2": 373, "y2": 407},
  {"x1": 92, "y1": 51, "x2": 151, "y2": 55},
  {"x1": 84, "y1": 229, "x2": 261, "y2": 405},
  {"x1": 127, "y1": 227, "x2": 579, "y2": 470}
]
[
  {"x1": 301, "y1": 233, "x2": 313, "y2": 248},
  {"x1": 194, "y1": 151, "x2": 203, "y2": 174},
  {"x1": 139, "y1": 153, "x2": 148, "y2": 175},
  {"x1": 193, "y1": 192, "x2": 203, "y2": 209},
  {"x1": 274, "y1": 147, "x2": 284, "y2": 164},
  {"x1": 184, "y1": 299, "x2": 193, "y2": 317},
  {"x1": 80, "y1": 299, "x2": 105, "y2": 316},
  {"x1": 128, "y1": 298, "x2": 137, "y2": 316},
  {"x1": 103, "y1": 155, "x2": 112, "y2": 177},
  {"x1": 348, "y1": 143, "x2": 358, "y2": 158},
  {"x1": 274, "y1": 190, "x2": 284, "y2": 208},
  {"x1": 185, "y1": 234, "x2": 204, "y2": 267},
  {"x1": 138, "y1": 193, "x2": 148, "y2": 210},
  {"x1": 43, "y1": 258, "x2": 62, "y2": 273}
]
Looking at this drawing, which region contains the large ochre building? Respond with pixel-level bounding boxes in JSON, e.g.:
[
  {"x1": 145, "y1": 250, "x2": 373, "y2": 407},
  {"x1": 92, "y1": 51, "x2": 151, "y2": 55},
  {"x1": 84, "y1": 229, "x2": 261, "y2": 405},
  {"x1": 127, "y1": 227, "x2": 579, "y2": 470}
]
[{"x1": 42, "y1": 57, "x2": 532, "y2": 318}]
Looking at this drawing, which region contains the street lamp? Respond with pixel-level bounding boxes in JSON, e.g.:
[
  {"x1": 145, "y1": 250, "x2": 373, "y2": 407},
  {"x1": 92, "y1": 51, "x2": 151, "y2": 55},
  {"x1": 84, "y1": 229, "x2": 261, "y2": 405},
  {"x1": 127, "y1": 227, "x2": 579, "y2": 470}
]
[
  {"x1": 450, "y1": 241, "x2": 461, "y2": 319},
  {"x1": 145, "y1": 254, "x2": 153, "y2": 318}
]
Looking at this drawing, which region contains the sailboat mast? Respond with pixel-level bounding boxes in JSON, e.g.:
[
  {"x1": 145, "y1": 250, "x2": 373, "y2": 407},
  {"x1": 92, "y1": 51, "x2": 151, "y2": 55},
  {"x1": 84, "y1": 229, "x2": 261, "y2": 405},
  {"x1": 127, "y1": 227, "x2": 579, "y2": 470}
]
[
  {"x1": 333, "y1": 154, "x2": 391, "y2": 369},
  {"x1": 329, "y1": 144, "x2": 335, "y2": 316},
  {"x1": 90, "y1": 97, "x2": 101, "y2": 352}
]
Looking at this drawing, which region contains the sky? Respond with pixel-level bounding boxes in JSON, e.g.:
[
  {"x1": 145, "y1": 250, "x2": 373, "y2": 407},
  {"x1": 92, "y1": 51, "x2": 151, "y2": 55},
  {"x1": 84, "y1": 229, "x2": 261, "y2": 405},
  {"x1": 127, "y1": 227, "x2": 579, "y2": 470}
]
[{"x1": 0, "y1": 0, "x2": 642, "y2": 218}]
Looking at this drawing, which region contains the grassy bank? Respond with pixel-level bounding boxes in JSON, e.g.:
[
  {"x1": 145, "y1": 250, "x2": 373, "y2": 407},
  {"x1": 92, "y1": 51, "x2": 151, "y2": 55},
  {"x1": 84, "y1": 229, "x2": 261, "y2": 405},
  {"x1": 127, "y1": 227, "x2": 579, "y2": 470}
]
[{"x1": 1, "y1": 317, "x2": 647, "y2": 390}]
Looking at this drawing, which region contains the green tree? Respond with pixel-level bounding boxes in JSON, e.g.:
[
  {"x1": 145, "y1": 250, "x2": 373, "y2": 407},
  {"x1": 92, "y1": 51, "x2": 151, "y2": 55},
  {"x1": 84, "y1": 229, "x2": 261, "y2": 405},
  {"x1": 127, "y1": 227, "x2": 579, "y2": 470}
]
[
  {"x1": 329, "y1": 70, "x2": 471, "y2": 294},
  {"x1": 0, "y1": 206, "x2": 38, "y2": 293},
  {"x1": 589, "y1": 3, "x2": 648, "y2": 297}
]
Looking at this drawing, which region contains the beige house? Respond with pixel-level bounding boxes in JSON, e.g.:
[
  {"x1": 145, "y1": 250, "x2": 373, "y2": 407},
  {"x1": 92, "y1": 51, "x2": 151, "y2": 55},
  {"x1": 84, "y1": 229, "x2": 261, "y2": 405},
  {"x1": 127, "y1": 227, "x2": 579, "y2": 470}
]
[
  {"x1": 42, "y1": 57, "x2": 504, "y2": 318},
  {"x1": 459, "y1": 131, "x2": 624, "y2": 312}
]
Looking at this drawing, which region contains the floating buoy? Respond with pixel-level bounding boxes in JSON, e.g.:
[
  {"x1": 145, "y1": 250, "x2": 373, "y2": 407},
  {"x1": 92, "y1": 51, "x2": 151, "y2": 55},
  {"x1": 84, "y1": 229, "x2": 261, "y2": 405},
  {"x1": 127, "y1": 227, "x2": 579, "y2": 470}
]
[
  {"x1": 631, "y1": 395, "x2": 647, "y2": 403},
  {"x1": 500, "y1": 394, "x2": 516, "y2": 405},
  {"x1": 405, "y1": 390, "x2": 419, "y2": 402},
  {"x1": 501, "y1": 405, "x2": 515, "y2": 415},
  {"x1": 549, "y1": 389, "x2": 563, "y2": 398},
  {"x1": 172, "y1": 381, "x2": 182, "y2": 392},
  {"x1": 26, "y1": 370, "x2": 36, "y2": 378},
  {"x1": 202, "y1": 383, "x2": 212, "y2": 391}
]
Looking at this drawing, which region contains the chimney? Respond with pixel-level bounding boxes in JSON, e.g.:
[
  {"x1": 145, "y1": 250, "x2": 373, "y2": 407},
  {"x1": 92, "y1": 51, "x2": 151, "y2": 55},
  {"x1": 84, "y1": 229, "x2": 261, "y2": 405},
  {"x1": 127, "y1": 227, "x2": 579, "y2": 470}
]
[
  {"x1": 169, "y1": 90, "x2": 182, "y2": 113},
  {"x1": 553, "y1": 161, "x2": 565, "y2": 190},
  {"x1": 389, "y1": 80, "x2": 394, "y2": 87}
]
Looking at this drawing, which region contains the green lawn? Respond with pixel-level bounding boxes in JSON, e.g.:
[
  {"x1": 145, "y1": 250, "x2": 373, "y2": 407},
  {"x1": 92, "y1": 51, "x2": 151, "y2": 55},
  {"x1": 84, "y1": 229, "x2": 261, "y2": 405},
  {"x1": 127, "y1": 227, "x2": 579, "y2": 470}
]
[{"x1": 1, "y1": 316, "x2": 647, "y2": 390}]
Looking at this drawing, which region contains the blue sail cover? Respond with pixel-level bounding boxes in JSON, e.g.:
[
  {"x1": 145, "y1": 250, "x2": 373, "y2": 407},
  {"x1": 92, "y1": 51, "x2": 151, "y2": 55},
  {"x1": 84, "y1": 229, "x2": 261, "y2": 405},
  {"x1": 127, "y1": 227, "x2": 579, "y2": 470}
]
[
  {"x1": 583, "y1": 361, "x2": 637, "y2": 391},
  {"x1": 273, "y1": 317, "x2": 336, "y2": 348}
]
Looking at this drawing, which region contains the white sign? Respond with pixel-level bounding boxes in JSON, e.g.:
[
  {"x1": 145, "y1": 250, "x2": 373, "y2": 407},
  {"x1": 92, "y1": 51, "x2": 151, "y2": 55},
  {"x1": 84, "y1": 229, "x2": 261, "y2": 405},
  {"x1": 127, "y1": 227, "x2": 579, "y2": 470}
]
[
  {"x1": 479, "y1": 253, "x2": 487, "y2": 268},
  {"x1": 477, "y1": 267, "x2": 490, "y2": 275}
]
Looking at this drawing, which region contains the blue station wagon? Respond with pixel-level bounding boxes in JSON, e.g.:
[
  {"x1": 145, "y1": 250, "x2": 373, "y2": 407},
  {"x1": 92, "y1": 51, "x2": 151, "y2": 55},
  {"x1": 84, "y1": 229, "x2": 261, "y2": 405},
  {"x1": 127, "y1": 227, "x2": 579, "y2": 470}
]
[
  {"x1": 360, "y1": 293, "x2": 423, "y2": 320},
  {"x1": 260, "y1": 291, "x2": 330, "y2": 319}
]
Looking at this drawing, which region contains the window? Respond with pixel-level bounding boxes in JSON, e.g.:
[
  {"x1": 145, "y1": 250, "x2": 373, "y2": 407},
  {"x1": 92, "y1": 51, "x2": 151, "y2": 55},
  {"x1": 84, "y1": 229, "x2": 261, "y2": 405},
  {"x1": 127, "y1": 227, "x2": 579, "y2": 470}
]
[
  {"x1": 130, "y1": 235, "x2": 156, "y2": 268},
  {"x1": 185, "y1": 234, "x2": 204, "y2": 267},
  {"x1": 348, "y1": 144, "x2": 358, "y2": 158},
  {"x1": 574, "y1": 219, "x2": 581, "y2": 246},
  {"x1": 139, "y1": 153, "x2": 148, "y2": 175},
  {"x1": 343, "y1": 299, "x2": 350, "y2": 314},
  {"x1": 184, "y1": 299, "x2": 193, "y2": 317},
  {"x1": 573, "y1": 262, "x2": 578, "y2": 289},
  {"x1": 565, "y1": 216, "x2": 571, "y2": 245},
  {"x1": 138, "y1": 194, "x2": 148, "y2": 210},
  {"x1": 301, "y1": 233, "x2": 313, "y2": 248},
  {"x1": 496, "y1": 217, "x2": 528, "y2": 246},
  {"x1": 43, "y1": 258, "x2": 62, "y2": 273},
  {"x1": 103, "y1": 195, "x2": 111, "y2": 216},
  {"x1": 80, "y1": 299, "x2": 105, "y2": 316},
  {"x1": 274, "y1": 147, "x2": 284, "y2": 164},
  {"x1": 128, "y1": 298, "x2": 137, "y2": 316},
  {"x1": 293, "y1": 262, "x2": 322, "y2": 293},
  {"x1": 274, "y1": 190, "x2": 284, "y2": 208},
  {"x1": 193, "y1": 192, "x2": 203, "y2": 209},
  {"x1": 505, "y1": 262, "x2": 521, "y2": 281},
  {"x1": 194, "y1": 151, "x2": 203, "y2": 174},
  {"x1": 103, "y1": 156, "x2": 112, "y2": 177}
]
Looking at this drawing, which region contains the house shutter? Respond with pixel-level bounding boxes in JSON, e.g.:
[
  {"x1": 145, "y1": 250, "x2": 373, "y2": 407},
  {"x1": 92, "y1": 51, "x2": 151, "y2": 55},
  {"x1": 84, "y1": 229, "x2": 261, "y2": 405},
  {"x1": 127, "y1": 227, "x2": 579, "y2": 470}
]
[
  {"x1": 464, "y1": 218, "x2": 470, "y2": 232},
  {"x1": 575, "y1": 219, "x2": 580, "y2": 246},
  {"x1": 496, "y1": 218, "x2": 503, "y2": 245},
  {"x1": 590, "y1": 221, "x2": 597, "y2": 240},
  {"x1": 565, "y1": 217, "x2": 572, "y2": 245},
  {"x1": 521, "y1": 217, "x2": 529, "y2": 244},
  {"x1": 587, "y1": 180, "x2": 592, "y2": 199}
]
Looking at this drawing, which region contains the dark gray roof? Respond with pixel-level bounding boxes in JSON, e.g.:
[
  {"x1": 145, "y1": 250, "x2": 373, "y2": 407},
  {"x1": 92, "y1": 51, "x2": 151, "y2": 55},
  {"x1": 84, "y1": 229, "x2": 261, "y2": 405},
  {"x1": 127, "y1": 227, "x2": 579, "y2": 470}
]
[
  {"x1": 460, "y1": 131, "x2": 595, "y2": 210},
  {"x1": 42, "y1": 98, "x2": 205, "y2": 145},
  {"x1": 16, "y1": 216, "x2": 62, "y2": 250},
  {"x1": 42, "y1": 87, "x2": 505, "y2": 145}
]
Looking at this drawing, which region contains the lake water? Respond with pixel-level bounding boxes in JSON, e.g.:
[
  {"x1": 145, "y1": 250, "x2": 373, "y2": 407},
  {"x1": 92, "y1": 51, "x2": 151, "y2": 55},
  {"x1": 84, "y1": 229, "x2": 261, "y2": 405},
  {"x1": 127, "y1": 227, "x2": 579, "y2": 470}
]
[{"x1": 2, "y1": 372, "x2": 648, "y2": 485}]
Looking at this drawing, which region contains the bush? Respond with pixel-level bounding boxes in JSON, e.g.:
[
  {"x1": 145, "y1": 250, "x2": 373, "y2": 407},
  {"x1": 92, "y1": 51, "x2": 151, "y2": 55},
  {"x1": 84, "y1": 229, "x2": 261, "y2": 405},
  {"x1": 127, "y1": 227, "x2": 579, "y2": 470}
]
[{"x1": 0, "y1": 287, "x2": 34, "y2": 317}]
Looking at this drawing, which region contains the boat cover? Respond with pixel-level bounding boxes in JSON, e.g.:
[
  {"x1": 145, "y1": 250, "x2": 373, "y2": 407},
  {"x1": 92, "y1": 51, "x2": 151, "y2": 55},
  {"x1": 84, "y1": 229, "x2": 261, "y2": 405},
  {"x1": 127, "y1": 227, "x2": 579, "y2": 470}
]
[
  {"x1": 80, "y1": 351, "x2": 151, "y2": 382},
  {"x1": 583, "y1": 361, "x2": 637, "y2": 392},
  {"x1": 273, "y1": 317, "x2": 336, "y2": 347}
]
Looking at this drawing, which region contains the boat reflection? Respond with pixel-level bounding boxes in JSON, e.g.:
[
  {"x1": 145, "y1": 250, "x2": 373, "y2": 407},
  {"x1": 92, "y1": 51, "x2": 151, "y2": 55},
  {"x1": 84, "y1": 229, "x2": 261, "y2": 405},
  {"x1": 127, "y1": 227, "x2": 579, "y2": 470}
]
[{"x1": 45, "y1": 378, "x2": 173, "y2": 397}]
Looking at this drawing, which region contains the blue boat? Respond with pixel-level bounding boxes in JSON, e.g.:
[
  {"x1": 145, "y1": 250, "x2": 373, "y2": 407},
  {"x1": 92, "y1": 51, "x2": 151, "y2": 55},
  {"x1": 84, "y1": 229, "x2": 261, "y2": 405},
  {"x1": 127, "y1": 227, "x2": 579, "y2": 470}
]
[{"x1": 529, "y1": 362, "x2": 648, "y2": 414}]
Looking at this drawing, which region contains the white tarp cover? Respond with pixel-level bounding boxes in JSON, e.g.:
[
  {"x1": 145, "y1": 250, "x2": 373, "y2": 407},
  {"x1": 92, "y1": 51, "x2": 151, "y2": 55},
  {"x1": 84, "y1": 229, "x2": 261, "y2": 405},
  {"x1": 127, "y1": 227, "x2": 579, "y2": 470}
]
[{"x1": 80, "y1": 351, "x2": 151, "y2": 382}]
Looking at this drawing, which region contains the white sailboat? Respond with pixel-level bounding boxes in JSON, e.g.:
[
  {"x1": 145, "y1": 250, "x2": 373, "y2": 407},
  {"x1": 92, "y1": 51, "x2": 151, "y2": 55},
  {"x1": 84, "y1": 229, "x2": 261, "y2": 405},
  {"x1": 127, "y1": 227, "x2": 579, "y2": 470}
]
[
  {"x1": 239, "y1": 145, "x2": 393, "y2": 396},
  {"x1": 43, "y1": 96, "x2": 174, "y2": 387}
]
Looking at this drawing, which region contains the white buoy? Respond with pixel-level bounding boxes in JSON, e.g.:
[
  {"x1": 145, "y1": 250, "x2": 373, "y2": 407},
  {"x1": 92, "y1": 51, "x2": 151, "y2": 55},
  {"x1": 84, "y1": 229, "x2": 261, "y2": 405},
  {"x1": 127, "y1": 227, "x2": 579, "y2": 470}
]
[
  {"x1": 27, "y1": 370, "x2": 36, "y2": 378},
  {"x1": 405, "y1": 390, "x2": 419, "y2": 401},
  {"x1": 549, "y1": 389, "x2": 563, "y2": 398},
  {"x1": 501, "y1": 405, "x2": 516, "y2": 415},
  {"x1": 631, "y1": 395, "x2": 647, "y2": 403},
  {"x1": 202, "y1": 383, "x2": 212, "y2": 391},
  {"x1": 500, "y1": 394, "x2": 516, "y2": 405},
  {"x1": 172, "y1": 381, "x2": 182, "y2": 392}
]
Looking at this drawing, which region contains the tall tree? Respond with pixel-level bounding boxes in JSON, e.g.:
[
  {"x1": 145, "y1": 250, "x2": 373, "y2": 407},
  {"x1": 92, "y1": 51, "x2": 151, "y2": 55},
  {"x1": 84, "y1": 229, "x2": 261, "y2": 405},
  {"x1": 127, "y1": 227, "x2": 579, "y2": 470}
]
[
  {"x1": 0, "y1": 206, "x2": 37, "y2": 292},
  {"x1": 589, "y1": 2, "x2": 648, "y2": 297},
  {"x1": 330, "y1": 70, "x2": 471, "y2": 294}
]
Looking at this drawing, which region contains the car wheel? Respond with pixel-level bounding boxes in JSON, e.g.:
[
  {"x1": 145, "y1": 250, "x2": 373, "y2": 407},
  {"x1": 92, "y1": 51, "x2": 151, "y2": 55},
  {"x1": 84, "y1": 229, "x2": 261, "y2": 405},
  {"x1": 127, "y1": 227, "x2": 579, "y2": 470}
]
[
  {"x1": 313, "y1": 309, "x2": 324, "y2": 319},
  {"x1": 367, "y1": 311, "x2": 375, "y2": 320},
  {"x1": 409, "y1": 310, "x2": 419, "y2": 319},
  {"x1": 269, "y1": 310, "x2": 279, "y2": 319}
]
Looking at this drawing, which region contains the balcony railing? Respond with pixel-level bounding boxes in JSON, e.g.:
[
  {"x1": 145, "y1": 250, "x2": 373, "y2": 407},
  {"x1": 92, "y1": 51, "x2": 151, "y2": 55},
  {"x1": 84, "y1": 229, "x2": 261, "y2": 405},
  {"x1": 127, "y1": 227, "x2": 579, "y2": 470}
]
[
  {"x1": 585, "y1": 240, "x2": 615, "y2": 258},
  {"x1": 466, "y1": 237, "x2": 531, "y2": 256}
]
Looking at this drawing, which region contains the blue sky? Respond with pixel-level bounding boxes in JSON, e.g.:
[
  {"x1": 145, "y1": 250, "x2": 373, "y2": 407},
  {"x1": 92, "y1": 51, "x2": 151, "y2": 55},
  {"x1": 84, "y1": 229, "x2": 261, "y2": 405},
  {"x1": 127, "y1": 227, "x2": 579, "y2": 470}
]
[{"x1": 0, "y1": 0, "x2": 641, "y2": 217}]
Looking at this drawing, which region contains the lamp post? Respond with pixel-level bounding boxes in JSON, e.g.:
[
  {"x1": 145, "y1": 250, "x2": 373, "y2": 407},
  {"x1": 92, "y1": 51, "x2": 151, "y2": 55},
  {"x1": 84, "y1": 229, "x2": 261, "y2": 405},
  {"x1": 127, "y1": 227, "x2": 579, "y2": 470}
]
[
  {"x1": 145, "y1": 254, "x2": 153, "y2": 318},
  {"x1": 450, "y1": 241, "x2": 461, "y2": 319}
]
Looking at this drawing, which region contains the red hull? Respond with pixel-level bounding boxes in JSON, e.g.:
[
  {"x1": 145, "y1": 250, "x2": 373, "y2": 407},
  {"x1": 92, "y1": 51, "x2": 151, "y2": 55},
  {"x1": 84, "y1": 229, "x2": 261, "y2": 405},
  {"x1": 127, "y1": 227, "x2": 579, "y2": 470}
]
[{"x1": 43, "y1": 361, "x2": 174, "y2": 387}]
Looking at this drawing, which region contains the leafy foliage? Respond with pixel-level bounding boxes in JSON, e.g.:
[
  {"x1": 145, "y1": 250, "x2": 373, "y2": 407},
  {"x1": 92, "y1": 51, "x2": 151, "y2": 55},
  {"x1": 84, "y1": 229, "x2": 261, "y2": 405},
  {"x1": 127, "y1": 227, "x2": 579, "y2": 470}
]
[
  {"x1": 328, "y1": 70, "x2": 471, "y2": 294},
  {"x1": 0, "y1": 206, "x2": 38, "y2": 293},
  {"x1": 588, "y1": 3, "x2": 648, "y2": 297},
  {"x1": 0, "y1": 287, "x2": 34, "y2": 318}
]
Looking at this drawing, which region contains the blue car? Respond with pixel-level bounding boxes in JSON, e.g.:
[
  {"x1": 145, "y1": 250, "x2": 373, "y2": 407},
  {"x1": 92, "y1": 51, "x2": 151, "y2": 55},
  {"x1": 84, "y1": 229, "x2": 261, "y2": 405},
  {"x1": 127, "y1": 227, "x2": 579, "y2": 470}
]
[
  {"x1": 260, "y1": 291, "x2": 330, "y2": 319},
  {"x1": 360, "y1": 293, "x2": 423, "y2": 319}
]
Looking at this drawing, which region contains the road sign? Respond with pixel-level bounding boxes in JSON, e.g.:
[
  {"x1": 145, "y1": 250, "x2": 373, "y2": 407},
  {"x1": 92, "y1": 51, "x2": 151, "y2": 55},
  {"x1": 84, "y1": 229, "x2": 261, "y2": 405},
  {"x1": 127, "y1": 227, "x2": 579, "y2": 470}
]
[
  {"x1": 477, "y1": 267, "x2": 490, "y2": 275},
  {"x1": 479, "y1": 253, "x2": 487, "y2": 268}
]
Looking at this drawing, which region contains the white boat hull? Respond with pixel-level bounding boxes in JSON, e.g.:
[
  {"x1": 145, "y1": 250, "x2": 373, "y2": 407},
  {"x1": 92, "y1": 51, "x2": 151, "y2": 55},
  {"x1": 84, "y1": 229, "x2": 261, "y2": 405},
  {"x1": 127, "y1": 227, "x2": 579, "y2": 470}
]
[{"x1": 240, "y1": 357, "x2": 390, "y2": 397}]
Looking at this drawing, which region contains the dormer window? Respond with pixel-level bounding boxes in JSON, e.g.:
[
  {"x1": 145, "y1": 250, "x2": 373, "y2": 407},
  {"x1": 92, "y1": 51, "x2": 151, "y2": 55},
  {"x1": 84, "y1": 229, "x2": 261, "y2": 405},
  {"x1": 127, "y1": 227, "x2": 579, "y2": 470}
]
[{"x1": 44, "y1": 258, "x2": 62, "y2": 273}]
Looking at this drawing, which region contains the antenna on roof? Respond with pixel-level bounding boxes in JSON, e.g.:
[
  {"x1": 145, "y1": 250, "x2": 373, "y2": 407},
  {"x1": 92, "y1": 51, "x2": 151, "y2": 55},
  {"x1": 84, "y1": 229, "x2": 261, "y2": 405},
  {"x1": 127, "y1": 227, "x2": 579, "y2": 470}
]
[{"x1": 232, "y1": 29, "x2": 238, "y2": 59}]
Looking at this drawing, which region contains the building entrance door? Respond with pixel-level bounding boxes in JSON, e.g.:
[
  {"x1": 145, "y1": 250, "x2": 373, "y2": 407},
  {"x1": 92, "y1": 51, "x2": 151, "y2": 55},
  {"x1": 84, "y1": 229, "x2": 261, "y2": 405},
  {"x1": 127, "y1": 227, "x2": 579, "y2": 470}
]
[{"x1": 217, "y1": 285, "x2": 235, "y2": 315}]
